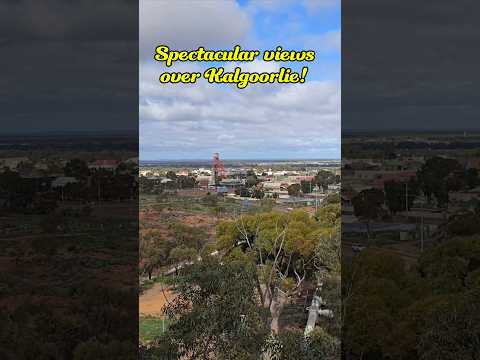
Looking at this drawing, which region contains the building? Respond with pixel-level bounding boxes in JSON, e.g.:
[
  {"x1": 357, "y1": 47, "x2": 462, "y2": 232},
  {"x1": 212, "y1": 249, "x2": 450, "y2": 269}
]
[
  {"x1": 218, "y1": 178, "x2": 244, "y2": 190},
  {"x1": 51, "y1": 176, "x2": 78, "y2": 188},
  {"x1": 197, "y1": 176, "x2": 211, "y2": 188},
  {"x1": 372, "y1": 171, "x2": 417, "y2": 190},
  {"x1": 88, "y1": 160, "x2": 118, "y2": 171},
  {"x1": 0, "y1": 157, "x2": 29, "y2": 170}
]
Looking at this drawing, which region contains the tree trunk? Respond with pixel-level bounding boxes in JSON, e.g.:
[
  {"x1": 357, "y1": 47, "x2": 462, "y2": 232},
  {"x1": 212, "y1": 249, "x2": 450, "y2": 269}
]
[{"x1": 269, "y1": 291, "x2": 287, "y2": 333}]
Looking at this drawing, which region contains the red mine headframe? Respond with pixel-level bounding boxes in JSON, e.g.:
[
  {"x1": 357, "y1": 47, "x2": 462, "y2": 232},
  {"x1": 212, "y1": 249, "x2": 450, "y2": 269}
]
[{"x1": 212, "y1": 152, "x2": 226, "y2": 179}]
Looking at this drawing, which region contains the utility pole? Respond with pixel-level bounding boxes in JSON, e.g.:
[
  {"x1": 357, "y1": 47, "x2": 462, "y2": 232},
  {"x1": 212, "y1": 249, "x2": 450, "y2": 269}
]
[
  {"x1": 98, "y1": 177, "x2": 101, "y2": 202},
  {"x1": 420, "y1": 214, "x2": 424, "y2": 252},
  {"x1": 405, "y1": 182, "x2": 408, "y2": 212}
]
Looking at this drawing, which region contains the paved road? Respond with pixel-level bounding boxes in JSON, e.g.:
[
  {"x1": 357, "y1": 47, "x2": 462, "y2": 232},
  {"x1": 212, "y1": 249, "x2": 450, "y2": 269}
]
[{"x1": 342, "y1": 240, "x2": 421, "y2": 261}]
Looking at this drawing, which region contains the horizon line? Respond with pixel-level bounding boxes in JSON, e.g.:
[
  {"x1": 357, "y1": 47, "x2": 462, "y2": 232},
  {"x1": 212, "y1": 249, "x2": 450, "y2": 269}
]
[{"x1": 140, "y1": 158, "x2": 341, "y2": 162}]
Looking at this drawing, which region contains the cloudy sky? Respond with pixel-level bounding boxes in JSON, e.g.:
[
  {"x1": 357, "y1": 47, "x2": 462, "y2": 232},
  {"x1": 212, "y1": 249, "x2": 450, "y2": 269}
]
[
  {"x1": 343, "y1": 0, "x2": 480, "y2": 132},
  {"x1": 1, "y1": 0, "x2": 138, "y2": 134},
  {"x1": 140, "y1": 0, "x2": 340, "y2": 160}
]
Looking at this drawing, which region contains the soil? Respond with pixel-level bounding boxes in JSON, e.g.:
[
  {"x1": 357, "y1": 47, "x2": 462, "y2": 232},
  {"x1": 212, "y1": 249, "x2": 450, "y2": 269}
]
[{"x1": 139, "y1": 282, "x2": 176, "y2": 316}]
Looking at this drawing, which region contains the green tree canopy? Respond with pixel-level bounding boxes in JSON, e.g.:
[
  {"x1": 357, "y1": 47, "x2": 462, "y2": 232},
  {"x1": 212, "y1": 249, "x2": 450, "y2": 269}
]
[
  {"x1": 150, "y1": 258, "x2": 269, "y2": 360},
  {"x1": 351, "y1": 188, "x2": 385, "y2": 238}
]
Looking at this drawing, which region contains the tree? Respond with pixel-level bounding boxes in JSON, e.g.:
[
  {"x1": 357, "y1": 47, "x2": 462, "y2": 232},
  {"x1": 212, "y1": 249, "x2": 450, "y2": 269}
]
[
  {"x1": 176, "y1": 175, "x2": 197, "y2": 189},
  {"x1": 264, "y1": 328, "x2": 339, "y2": 360},
  {"x1": 73, "y1": 339, "x2": 135, "y2": 360},
  {"x1": 314, "y1": 170, "x2": 337, "y2": 191},
  {"x1": 287, "y1": 183, "x2": 301, "y2": 197},
  {"x1": 107, "y1": 173, "x2": 135, "y2": 200},
  {"x1": 466, "y1": 168, "x2": 480, "y2": 189},
  {"x1": 0, "y1": 168, "x2": 21, "y2": 194},
  {"x1": 267, "y1": 328, "x2": 340, "y2": 360},
  {"x1": 251, "y1": 188, "x2": 265, "y2": 199},
  {"x1": 139, "y1": 176, "x2": 155, "y2": 194},
  {"x1": 246, "y1": 171, "x2": 258, "y2": 188},
  {"x1": 342, "y1": 251, "x2": 410, "y2": 359},
  {"x1": 410, "y1": 289, "x2": 480, "y2": 360},
  {"x1": 323, "y1": 192, "x2": 340, "y2": 205},
  {"x1": 64, "y1": 159, "x2": 90, "y2": 180},
  {"x1": 115, "y1": 162, "x2": 128, "y2": 174},
  {"x1": 316, "y1": 203, "x2": 341, "y2": 229},
  {"x1": 342, "y1": 236, "x2": 480, "y2": 360},
  {"x1": 140, "y1": 235, "x2": 167, "y2": 280},
  {"x1": 307, "y1": 328, "x2": 341, "y2": 360},
  {"x1": 301, "y1": 180, "x2": 313, "y2": 194},
  {"x1": 312, "y1": 203, "x2": 341, "y2": 339},
  {"x1": 169, "y1": 246, "x2": 196, "y2": 266},
  {"x1": 150, "y1": 258, "x2": 269, "y2": 360},
  {"x1": 216, "y1": 208, "x2": 340, "y2": 335},
  {"x1": 139, "y1": 222, "x2": 208, "y2": 280},
  {"x1": 0, "y1": 168, "x2": 36, "y2": 210},
  {"x1": 414, "y1": 236, "x2": 480, "y2": 359},
  {"x1": 165, "y1": 171, "x2": 177, "y2": 180},
  {"x1": 351, "y1": 188, "x2": 385, "y2": 239},
  {"x1": 235, "y1": 186, "x2": 250, "y2": 197},
  {"x1": 417, "y1": 157, "x2": 462, "y2": 208},
  {"x1": 445, "y1": 211, "x2": 480, "y2": 237},
  {"x1": 384, "y1": 178, "x2": 419, "y2": 214}
]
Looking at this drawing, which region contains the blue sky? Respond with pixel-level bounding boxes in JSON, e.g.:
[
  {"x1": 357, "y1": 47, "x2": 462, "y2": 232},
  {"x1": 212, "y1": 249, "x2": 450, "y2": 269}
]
[{"x1": 140, "y1": 0, "x2": 340, "y2": 160}]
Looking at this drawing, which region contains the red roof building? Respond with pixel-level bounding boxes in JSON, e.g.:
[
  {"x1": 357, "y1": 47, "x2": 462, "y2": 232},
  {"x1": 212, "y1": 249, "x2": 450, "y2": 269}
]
[
  {"x1": 88, "y1": 160, "x2": 118, "y2": 170},
  {"x1": 372, "y1": 171, "x2": 417, "y2": 190}
]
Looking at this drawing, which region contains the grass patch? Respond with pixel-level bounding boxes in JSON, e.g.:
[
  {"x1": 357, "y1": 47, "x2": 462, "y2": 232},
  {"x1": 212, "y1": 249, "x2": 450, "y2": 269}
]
[{"x1": 139, "y1": 316, "x2": 169, "y2": 343}]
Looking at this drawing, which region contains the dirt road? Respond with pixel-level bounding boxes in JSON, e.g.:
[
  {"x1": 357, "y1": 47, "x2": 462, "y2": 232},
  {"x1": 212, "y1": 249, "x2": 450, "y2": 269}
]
[{"x1": 139, "y1": 282, "x2": 176, "y2": 316}]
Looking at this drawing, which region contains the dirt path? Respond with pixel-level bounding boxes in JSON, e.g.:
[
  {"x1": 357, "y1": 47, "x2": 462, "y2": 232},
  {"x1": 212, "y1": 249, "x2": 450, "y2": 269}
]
[{"x1": 139, "y1": 282, "x2": 176, "y2": 316}]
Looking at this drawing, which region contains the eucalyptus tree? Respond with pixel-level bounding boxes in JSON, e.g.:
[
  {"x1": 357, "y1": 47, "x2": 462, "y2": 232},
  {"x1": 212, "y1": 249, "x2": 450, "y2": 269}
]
[
  {"x1": 148, "y1": 258, "x2": 269, "y2": 360},
  {"x1": 217, "y1": 206, "x2": 340, "y2": 336}
]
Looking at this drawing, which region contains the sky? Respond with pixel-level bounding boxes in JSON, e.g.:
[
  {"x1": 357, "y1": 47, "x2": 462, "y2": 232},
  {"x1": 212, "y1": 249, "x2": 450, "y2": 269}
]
[
  {"x1": 3, "y1": 0, "x2": 480, "y2": 145},
  {"x1": 140, "y1": 0, "x2": 341, "y2": 160},
  {"x1": 343, "y1": 0, "x2": 480, "y2": 132},
  {"x1": 1, "y1": 0, "x2": 138, "y2": 134}
]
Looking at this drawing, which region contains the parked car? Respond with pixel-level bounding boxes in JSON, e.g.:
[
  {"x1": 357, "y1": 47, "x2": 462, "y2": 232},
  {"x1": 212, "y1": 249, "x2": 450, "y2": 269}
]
[{"x1": 351, "y1": 243, "x2": 366, "y2": 252}]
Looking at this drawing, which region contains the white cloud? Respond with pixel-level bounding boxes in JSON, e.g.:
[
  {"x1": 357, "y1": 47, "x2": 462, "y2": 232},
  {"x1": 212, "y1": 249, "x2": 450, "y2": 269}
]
[
  {"x1": 140, "y1": 77, "x2": 340, "y2": 159},
  {"x1": 302, "y1": 0, "x2": 340, "y2": 13},
  {"x1": 139, "y1": 0, "x2": 340, "y2": 160},
  {"x1": 246, "y1": 0, "x2": 339, "y2": 15},
  {"x1": 140, "y1": 0, "x2": 252, "y2": 62},
  {"x1": 304, "y1": 30, "x2": 341, "y2": 54},
  {"x1": 224, "y1": 59, "x2": 280, "y2": 73}
]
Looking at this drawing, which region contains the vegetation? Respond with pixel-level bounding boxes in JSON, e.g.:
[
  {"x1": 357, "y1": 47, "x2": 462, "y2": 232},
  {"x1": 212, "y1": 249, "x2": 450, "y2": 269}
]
[
  {"x1": 314, "y1": 169, "x2": 339, "y2": 191},
  {"x1": 140, "y1": 195, "x2": 341, "y2": 359},
  {"x1": 342, "y1": 138, "x2": 480, "y2": 360},
  {"x1": 140, "y1": 222, "x2": 208, "y2": 280},
  {"x1": 145, "y1": 259, "x2": 270, "y2": 360},
  {"x1": 343, "y1": 226, "x2": 480, "y2": 359},
  {"x1": 0, "y1": 217, "x2": 138, "y2": 359},
  {"x1": 139, "y1": 317, "x2": 169, "y2": 343},
  {"x1": 384, "y1": 178, "x2": 419, "y2": 214},
  {"x1": 351, "y1": 188, "x2": 385, "y2": 238},
  {"x1": 417, "y1": 157, "x2": 464, "y2": 208},
  {"x1": 216, "y1": 207, "x2": 339, "y2": 334},
  {"x1": 287, "y1": 183, "x2": 301, "y2": 196}
]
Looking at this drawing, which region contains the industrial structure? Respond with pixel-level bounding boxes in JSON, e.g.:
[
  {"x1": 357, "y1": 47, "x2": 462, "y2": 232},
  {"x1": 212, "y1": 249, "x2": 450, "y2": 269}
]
[{"x1": 209, "y1": 152, "x2": 226, "y2": 188}]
